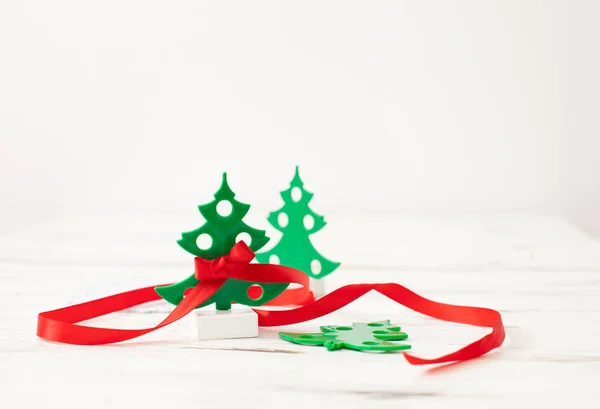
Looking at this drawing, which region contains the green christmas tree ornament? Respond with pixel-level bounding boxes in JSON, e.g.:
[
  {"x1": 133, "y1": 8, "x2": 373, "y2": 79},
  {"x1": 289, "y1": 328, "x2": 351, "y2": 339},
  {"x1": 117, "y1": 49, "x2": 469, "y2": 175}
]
[
  {"x1": 155, "y1": 173, "x2": 289, "y2": 311},
  {"x1": 279, "y1": 320, "x2": 411, "y2": 352},
  {"x1": 256, "y1": 166, "x2": 340, "y2": 281}
]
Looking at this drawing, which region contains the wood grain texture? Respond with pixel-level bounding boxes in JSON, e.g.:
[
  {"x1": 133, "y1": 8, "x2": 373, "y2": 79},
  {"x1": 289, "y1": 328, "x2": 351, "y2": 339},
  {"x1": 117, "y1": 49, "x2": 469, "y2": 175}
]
[{"x1": 1, "y1": 213, "x2": 599, "y2": 409}]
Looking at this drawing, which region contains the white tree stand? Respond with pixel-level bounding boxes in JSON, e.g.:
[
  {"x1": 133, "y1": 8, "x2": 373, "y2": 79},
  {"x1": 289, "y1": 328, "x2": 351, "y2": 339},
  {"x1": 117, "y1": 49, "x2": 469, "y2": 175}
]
[
  {"x1": 191, "y1": 304, "x2": 259, "y2": 341},
  {"x1": 191, "y1": 278, "x2": 325, "y2": 341},
  {"x1": 310, "y1": 277, "x2": 326, "y2": 299}
]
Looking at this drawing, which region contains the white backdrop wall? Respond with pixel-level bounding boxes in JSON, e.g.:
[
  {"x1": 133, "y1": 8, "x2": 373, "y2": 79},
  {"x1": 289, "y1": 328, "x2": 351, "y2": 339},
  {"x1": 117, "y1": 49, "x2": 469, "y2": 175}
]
[{"x1": 1, "y1": 1, "x2": 599, "y2": 234}]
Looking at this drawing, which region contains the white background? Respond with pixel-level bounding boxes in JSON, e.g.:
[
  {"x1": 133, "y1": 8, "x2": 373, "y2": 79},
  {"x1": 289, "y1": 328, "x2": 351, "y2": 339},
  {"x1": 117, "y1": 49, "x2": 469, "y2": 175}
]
[{"x1": 1, "y1": 1, "x2": 599, "y2": 235}]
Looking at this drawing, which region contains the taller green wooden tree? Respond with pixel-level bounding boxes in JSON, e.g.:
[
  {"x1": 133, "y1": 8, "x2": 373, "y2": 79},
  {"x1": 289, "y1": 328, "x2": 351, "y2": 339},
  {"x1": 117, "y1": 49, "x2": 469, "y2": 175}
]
[
  {"x1": 155, "y1": 173, "x2": 289, "y2": 310},
  {"x1": 256, "y1": 166, "x2": 340, "y2": 279}
]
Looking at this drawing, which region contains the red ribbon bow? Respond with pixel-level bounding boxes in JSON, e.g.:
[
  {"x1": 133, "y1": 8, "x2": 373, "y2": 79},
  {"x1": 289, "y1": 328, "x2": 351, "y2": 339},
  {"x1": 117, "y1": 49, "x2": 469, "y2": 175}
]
[{"x1": 194, "y1": 241, "x2": 255, "y2": 281}]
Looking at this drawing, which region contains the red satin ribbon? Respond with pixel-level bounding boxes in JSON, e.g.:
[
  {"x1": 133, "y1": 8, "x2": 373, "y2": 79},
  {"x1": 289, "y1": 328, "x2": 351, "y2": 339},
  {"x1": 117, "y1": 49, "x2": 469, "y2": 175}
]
[
  {"x1": 37, "y1": 244, "x2": 505, "y2": 365},
  {"x1": 192, "y1": 242, "x2": 313, "y2": 306},
  {"x1": 264, "y1": 281, "x2": 315, "y2": 306},
  {"x1": 194, "y1": 242, "x2": 255, "y2": 281}
]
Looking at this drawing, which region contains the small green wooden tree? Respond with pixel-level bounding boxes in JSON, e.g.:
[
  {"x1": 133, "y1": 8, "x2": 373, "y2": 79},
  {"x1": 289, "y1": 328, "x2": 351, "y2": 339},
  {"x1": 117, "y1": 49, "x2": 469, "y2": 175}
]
[
  {"x1": 256, "y1": 166, "x2": 340, "y2": 280},
  {"x1": 155, "y1": 173, "x2": 289, "y2": 310}
]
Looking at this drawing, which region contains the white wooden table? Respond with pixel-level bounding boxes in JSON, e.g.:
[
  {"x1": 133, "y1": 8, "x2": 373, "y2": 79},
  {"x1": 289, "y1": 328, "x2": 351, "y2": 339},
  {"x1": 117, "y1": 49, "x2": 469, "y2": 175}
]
[{"x1": 2, "y1": 212, "x2": 599, "y2": 408}]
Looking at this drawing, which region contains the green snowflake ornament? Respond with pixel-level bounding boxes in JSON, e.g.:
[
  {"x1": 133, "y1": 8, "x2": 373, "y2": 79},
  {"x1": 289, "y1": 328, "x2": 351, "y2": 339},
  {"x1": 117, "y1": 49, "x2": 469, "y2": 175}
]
[{"x1": 279, "y1": 320, "x2": 411, "y2": 352}]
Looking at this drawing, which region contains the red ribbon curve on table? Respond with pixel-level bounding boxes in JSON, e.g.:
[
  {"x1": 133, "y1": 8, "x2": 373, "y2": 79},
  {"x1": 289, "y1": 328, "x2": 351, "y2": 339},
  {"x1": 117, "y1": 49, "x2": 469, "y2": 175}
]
[{"x1": 37, "y1": 242, "x2": 505, "y2": 365}]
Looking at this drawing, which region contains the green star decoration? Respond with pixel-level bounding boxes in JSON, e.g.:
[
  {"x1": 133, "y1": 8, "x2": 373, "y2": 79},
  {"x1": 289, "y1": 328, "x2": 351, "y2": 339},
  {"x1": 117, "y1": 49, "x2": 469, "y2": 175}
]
[{"x1": 279, "y1": 320, "x2": 411, "y2": 352}]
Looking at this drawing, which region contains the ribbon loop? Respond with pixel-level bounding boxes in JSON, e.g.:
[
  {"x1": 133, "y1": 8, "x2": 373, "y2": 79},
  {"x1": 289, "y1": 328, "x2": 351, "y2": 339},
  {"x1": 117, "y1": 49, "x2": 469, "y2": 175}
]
[{"x1": 194, "y1": 241, "x2": 255, "y2": 281}]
